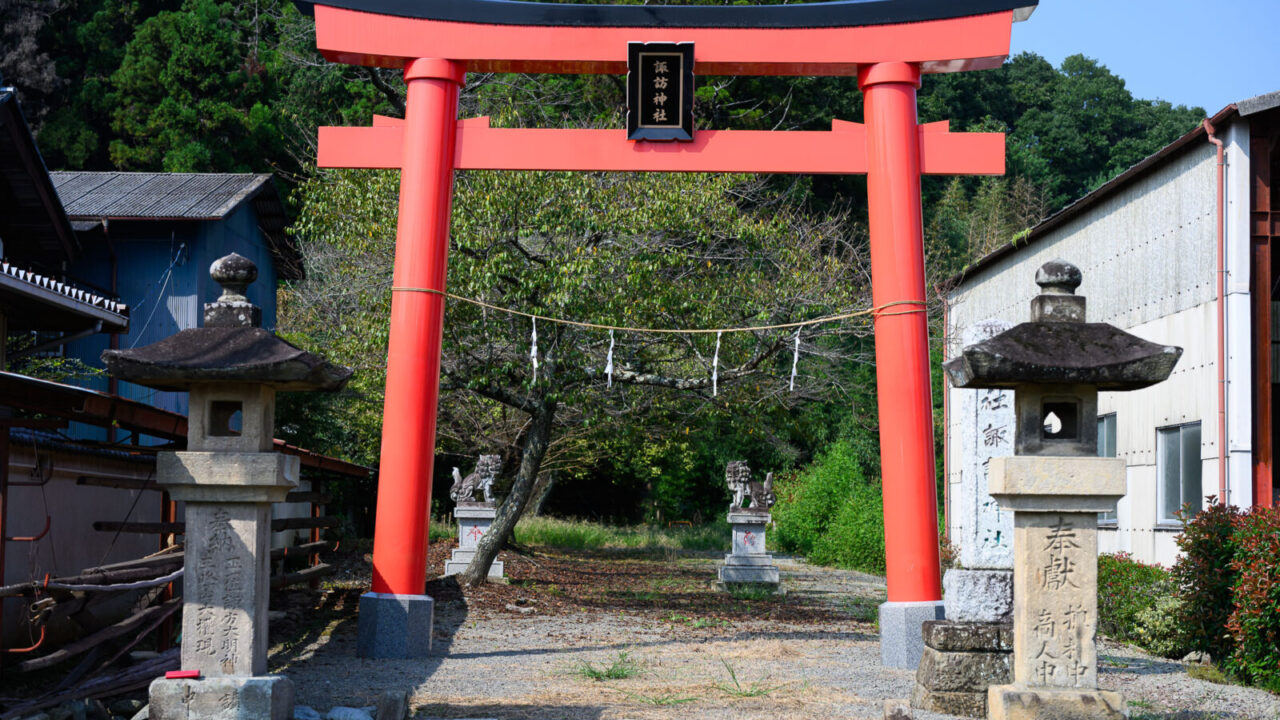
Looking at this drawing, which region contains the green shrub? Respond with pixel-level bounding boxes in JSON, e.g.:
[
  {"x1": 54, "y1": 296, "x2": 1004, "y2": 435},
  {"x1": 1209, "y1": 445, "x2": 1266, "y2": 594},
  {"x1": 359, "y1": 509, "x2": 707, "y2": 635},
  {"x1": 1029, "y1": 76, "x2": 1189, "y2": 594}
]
[
  {"x1": 808, "y1": 485, "x2": 885, "y2": 574},
  {"x1": 772, "y1": 438, "x2": 884, "y2": 573},
  {"x1": 1097, "y1": 552, "x2": 1170, "y2": 644},
  {"x1": 1131, "y1": 594, "x2": 1191, "y2": 659},
  {"x1": 1172, "y1": 500, "x2": 1242, "y2": 660},
  {"x1": 1224, "y1": 506, "x2": 1280, "y2": 692}
]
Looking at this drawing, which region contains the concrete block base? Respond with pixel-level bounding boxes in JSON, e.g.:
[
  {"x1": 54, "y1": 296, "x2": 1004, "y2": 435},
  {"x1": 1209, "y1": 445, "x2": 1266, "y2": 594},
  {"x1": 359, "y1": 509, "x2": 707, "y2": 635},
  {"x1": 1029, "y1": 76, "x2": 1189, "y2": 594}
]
[
  {"x1": 988, "y1": 686, "x2": 1126, "y2": 720},
  {"x1": 879, "y1": 600, "x2": 944, "y2": 669},
  {"x1": 717, "y1": 564, "x2": 780, "y2": 584},
  {"x1": 356, "y1": 592, "x2": 434, "y2": 658},
  {"x1": 443, "y1": 550, "x2": 504, "y2": 578},
  {"x1": 911, "y1": 620, "x2": 1013, "y2": 718},
  {"x1": 943, "y1": 569, "x2": 1012, "y2": 623},
  {"x1": 149, "y1": 675, "x2": 293, "y2": 720}
]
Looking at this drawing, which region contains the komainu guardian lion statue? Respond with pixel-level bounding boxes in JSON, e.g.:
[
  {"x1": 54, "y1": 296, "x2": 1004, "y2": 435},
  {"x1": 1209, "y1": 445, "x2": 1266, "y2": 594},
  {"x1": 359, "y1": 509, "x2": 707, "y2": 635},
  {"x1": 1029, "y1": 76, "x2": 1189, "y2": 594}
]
[
  {"x1": 725, "y1": 460, "x2": 775, "y2": 512},
  {"x1": 450, "y1": 454, "x2": 501, "y2": 504}
]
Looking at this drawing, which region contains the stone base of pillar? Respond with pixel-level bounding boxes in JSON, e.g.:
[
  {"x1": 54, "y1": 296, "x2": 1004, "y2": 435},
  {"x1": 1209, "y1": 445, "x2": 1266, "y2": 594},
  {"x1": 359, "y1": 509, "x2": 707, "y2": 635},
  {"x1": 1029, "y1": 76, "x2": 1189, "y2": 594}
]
[
  {"x1": 150, "y1": 675, "x2": 293, "y2": 720},
  {"x1": 717, "y1": 559, "x2": 780, "y2": 585},
  {"x1": 911, "y1": 620, "x2": 1012, "y2": 718},
  {"x1": 943, "y1": 569, "x2": 1012, "y2": 622},
  {"x1": 443, "y1": 551, "x2": 504, "y2": 578},
  {"x1": 879, "y1": 600, "x2": 944, "y2": 669},
  {"x1": 988, "y1": 686, "x2": 1126, "y2": 720},
  {"x1": 356, "y1": 592, "x2": 434, "y2": 658}
]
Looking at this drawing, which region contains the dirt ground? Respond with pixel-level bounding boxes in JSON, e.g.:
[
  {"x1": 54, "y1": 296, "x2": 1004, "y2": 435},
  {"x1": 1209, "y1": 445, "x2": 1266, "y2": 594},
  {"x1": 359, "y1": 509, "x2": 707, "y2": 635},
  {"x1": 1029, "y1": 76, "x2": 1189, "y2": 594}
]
[{"x1": 267, "y1": 542, "x2": 1280, "y2": 720}]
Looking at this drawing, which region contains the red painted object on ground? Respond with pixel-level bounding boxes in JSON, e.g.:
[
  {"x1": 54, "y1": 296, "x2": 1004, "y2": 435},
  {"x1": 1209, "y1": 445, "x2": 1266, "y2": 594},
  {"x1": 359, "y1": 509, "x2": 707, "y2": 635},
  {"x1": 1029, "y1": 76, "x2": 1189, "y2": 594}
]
[{"x1": 165, "y1": 670, "x2": 201, "y2": 679}]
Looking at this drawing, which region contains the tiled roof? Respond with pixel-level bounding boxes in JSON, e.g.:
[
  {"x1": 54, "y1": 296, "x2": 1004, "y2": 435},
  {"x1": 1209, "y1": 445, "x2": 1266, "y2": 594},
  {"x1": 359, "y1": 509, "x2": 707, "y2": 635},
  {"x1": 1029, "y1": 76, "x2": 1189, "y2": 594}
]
[{"x1": 50, "y1": 172, "x2": 273, "y2": 220}]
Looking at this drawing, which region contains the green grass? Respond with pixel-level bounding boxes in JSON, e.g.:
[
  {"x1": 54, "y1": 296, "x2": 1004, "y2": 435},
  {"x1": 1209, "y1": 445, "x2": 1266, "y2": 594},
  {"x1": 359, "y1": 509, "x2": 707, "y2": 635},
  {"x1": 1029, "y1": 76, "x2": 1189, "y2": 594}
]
[
  {"x1": 725, "y1": 583, "x2": 778, "y2": 601},
  {"x1": 514, "y1": 517, "x2": 730, "y2": 551},
  {"x1": 616, "y1": 690, "x2": 698, "y2": 706},
  {"x1": 714, "y1": 659, "x2": 783, "y2": 698},
  {"x1": 1187, "y1": 663, "x2": 1236, "y2": 686},
  {"x1": 577, "y1": 650, "x2": 643, "y2": 681}
]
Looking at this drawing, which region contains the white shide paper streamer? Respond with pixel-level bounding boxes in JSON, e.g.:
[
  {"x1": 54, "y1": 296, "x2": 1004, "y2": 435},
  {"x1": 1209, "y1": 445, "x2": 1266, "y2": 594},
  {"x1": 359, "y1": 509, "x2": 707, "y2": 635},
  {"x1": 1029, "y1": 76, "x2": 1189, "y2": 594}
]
[
  {"x1": 789, "y1": 330, "x2": 800, "y2": 391},
  {"x1": 712, "y1": 330, "x2": 721, "y2": 397},
  {"x1": 530, "y1": 317, "x2": 538, "y2": 383},
  {"x1": 605, "y1": 329, "x2": 615, "y2": 388}
]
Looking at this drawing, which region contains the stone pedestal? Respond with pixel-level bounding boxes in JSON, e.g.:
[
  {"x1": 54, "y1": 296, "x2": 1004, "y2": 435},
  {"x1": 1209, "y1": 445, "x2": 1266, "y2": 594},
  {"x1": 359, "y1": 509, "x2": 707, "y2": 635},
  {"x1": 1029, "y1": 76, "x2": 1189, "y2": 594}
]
[
  {"x1": 150, "y1": 676, "x2": 294, "y2": 720},
  {"x1": 986, "y1": 456, "x2": 1126, "y2": 720},
  {"x1": 444, "y1": 504, "x2": 503, "y2": 578},
  {"x1": 356, "y1": 591, "x2": 434, "y2": 658},
  {"x1": 718, "y1": 512, "x2": 778, "y2": 585},
  {"x1": 911, "y1": 620, "x2": 1012, "y2": 717},
  {"x1": 149, "y1": 451, "x2": 298, "y2": 719}
]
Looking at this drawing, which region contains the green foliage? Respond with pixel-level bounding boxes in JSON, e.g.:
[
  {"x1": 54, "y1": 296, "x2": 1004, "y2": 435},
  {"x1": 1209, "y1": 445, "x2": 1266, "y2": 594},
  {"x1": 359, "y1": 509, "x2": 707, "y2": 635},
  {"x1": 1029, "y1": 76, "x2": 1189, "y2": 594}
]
[
  {"x1": 1131, "y1": 594, "x2": 1190, "y2": 659},
  {"x1": 771, "y1": 428, "x2": 884, "y2": 574},
  {"x1": 1096, "y1": 552, "x2": 1171, "y2": 645},
  {"x1": 514, "y1": 517, "x2": 729, "y2": 552},
  {"x1": 714, "y1": 659, "x2": 782, "y2": 698},
  {"x1": 1172, "y1": 500, "x2": 1243, "y2": 660},
  {"x1": 724, "y1": 583, "x2": 777, "y2": 601},
  {"x1": 1224, "y1": 506, "x2": 1280, "y2": 692},
  {"x1": 577, "y1": 650, "x2": 642, "y2": 681}
]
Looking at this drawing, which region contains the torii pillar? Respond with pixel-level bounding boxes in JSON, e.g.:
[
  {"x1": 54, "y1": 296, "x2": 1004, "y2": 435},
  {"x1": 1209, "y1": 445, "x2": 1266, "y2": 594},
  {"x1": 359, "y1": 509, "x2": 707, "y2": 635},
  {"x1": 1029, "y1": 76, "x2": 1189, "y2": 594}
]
[{"x1": 306, "y1": 0, "x2": 1036, "y2": 668}]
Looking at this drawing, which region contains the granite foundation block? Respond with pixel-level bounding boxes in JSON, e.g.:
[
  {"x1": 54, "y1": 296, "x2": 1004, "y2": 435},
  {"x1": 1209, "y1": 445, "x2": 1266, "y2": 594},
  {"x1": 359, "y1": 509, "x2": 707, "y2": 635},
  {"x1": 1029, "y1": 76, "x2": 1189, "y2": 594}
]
[
  {"x1": 356, "y1": 592, "x2": 433, "y2": 658},
  {"x1": 880, "y1": 600, "x2": 945, "y2": 669},
  {"x1": 149, "y1": 676, "x2": 293, "y2": 720},
  {"x1": 717, "y1": 564, "x2": 781, "y2": 584},
  {"x1": 943, "y1": 569, "x2": 1013, "y2": 623},
  {"x1": 911, "y1": 620, "x2": 1013, "y2": 718},
  {"x1": 988, "y1": 687, "x2": 1126, "y2": 720},
  {"x1": 910, "y1": 683, "x2": 987, "y2": 718}
]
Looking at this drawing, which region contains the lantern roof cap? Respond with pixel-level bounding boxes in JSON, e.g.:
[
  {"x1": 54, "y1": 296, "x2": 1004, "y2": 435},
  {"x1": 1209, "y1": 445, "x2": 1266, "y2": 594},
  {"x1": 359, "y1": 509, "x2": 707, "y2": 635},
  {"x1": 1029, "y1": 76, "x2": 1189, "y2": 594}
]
[
  {"x1": 102, "y1": 254, "x2": 351, "y2": 392},
  {"x1": 944, "y1": 260, "x2": 1182, "y2": 390}
]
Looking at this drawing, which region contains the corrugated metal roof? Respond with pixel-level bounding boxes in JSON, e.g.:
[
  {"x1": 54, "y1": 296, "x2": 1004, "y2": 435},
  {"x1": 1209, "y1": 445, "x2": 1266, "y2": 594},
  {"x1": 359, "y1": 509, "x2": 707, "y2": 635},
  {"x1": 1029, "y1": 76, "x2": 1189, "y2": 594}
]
[{"x1": 50, "y1": 172, "x2": 273, "y2": 220}]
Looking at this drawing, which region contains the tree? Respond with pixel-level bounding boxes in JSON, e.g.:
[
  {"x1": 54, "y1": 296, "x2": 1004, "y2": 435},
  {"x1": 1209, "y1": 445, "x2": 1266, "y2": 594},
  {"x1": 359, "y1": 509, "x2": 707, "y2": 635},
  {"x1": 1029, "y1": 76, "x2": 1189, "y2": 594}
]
[{"x1": 285, "y1": 159, "x2": 869, "y2": 583}]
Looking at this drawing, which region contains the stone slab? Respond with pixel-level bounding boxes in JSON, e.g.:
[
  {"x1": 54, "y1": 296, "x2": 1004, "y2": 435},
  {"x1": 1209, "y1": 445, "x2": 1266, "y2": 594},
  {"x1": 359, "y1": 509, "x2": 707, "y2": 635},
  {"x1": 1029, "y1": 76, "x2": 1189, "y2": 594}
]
[
  {"x1": 158, "y1": 452, "x2": 298, "y2": 503},
  {"x1": 718, "y1": 564, "x2": 780, "y2": 584},
  {"x1": 149, "y1": 675, "x2": 293, "y2": 720},
  {"x1": 989, "y1": 457, "x2": 1125, "y2": 513},
  {"x1": 726, "y1": 511, "x2": 770, "y2": 525},
  {"x1": 356, "y1": 592, "x2": 433, "y2": 658},
  {"x1": 922, "y1": 620, "x2": 1012, "y2": 653},
  {"x1": 456, "y1": 515, "x2": 492, "y2": 551},
  {"x1": 453, "y1": 505, "x2": 497, "y2": 520},
  {"x1": 182, "y1": 503, "x2": 271, "y2": 676},
  {"x1": 943, "y1": 569, "x2": 1012, "y2": 622},
  {"x1": 952, "y1": 320, "x2": 1015, "y2": 570},
  {"x1": 910, "y1": 683, "x2": 986, "y2": 719},
  {"x1": 883, "y1": 698, "x2": 912, "y2": 720},
  {"x1": 988, "y1": 686, "x2": 1125, "y2": 720},
  {"x1": 443, "y1": 553, "x2": 504, "y2": 578},
  {"x1": 879, "y1": 600, "x2": 944, "y2": 669},
  {"x1": 721, "y1": 554, "x2": 777, "y2": 567},
  {"x1": 1010, "y1": 512, "x2": 1099, "y2": 689},
  {"x1": 915, "y1": 645, "x2": 1012, "y2": 692}
]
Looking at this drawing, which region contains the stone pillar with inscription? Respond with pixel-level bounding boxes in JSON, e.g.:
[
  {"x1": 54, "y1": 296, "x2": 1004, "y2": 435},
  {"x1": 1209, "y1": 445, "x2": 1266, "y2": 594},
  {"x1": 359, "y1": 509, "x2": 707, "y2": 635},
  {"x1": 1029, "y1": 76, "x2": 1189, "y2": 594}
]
[
  {"x1": 717, "y1": 461, "x2": 779, "y2": 586},
  {"x1": 944, "y1": 260, "x2": 1181, "y2": 720},
  {"x1": 912, "y1": 322, "x2": 1016, "y2": 718},
  {"x1": 103, "y1": 254, "x2": 351, "y2": 720}
]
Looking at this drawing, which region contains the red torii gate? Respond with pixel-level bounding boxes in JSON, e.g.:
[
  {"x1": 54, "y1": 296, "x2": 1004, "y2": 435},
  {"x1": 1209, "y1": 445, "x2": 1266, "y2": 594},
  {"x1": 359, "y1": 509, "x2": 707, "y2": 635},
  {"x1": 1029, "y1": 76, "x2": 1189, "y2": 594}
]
[{"x1": 307, "y1": 0, "x2": 1035, "y2": 665}]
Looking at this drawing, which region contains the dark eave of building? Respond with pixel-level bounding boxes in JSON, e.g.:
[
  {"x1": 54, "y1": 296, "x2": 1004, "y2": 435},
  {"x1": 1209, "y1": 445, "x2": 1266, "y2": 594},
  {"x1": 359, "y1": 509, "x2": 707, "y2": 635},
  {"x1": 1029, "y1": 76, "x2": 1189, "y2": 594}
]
[
  {"x1": 296, "y1": 0, "x2": 1038, "y2": 28},
  {"x1": 946, "y1": 102, "x2": 1242, "y2": 290},
  {"x1": 0, "y1": 88, "x2": 80, "y2": 267},
  {"x1": 0, "y1": 371, "x2": 372, "y2": 479},
  {"x1": 0, "y1": 259, "x2": 129, "y2": 332}
]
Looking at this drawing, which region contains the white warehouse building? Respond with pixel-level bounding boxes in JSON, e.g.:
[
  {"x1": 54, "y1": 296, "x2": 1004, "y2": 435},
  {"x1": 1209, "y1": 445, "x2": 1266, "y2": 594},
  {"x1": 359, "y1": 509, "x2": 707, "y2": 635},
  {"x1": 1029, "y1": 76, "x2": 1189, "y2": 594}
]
[{"x1": 945, "y1": 91, "x2": 1279, "y2": 568}]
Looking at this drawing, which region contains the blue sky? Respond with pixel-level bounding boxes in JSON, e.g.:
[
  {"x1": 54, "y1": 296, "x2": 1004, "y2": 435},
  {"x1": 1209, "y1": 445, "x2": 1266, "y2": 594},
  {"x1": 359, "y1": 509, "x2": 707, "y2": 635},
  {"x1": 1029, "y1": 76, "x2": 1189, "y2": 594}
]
[{"x1": 1009, "y1": 0, "x2": 1279, "y2": 113}]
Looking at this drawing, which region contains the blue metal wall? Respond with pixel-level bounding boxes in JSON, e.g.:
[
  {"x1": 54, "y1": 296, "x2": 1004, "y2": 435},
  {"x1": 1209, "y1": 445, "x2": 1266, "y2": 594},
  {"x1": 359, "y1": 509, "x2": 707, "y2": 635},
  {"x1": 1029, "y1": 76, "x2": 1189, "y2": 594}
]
[{"x1": 63, "y1": 204, "x2": 281, "y2": 442}]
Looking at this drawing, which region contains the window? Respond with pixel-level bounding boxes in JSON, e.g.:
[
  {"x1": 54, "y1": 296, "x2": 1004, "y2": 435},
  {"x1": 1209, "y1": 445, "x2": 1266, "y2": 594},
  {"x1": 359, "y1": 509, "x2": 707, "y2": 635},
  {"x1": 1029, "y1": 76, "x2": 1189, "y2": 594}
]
[
  {"x1": 1097, "y1": 414, "x2": 1117, "y2": 523},
  {"x1": 1158, "y1": 423, "x2": 1202, "y2": 524}
]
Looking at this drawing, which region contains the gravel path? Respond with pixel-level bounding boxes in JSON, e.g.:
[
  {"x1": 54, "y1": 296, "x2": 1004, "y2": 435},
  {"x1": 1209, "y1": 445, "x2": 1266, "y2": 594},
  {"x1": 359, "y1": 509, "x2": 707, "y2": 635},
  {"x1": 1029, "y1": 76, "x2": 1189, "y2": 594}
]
[{"x1": 273, "y1": 554, "x2": 1279, "y2": 720}]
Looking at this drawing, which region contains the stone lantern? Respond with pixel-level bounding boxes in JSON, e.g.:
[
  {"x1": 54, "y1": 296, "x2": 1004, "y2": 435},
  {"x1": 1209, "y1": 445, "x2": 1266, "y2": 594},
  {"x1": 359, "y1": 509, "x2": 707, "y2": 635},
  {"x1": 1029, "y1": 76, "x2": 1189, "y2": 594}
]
[
  {"x1": 942, "y1": 260, "x2": 1180, "y2": 720},
  {"x1": 102, "y1": 254, "x2": 350, "y2": 720}
]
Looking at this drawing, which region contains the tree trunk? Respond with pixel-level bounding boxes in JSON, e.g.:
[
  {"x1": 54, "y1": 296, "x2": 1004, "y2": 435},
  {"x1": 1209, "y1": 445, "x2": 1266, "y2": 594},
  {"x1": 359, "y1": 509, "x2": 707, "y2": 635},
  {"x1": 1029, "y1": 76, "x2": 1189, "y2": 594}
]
[
  {"x1": 524, "y1": 471, "x2": 557, "y2": 518},
  {"x1": 459, "y1": 402, "x2": 556, "y2": 585}
]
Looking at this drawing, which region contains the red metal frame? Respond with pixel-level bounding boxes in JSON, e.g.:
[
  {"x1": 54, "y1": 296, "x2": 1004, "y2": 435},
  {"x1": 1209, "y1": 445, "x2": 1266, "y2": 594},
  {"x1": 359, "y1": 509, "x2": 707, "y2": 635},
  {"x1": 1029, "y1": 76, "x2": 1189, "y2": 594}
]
[{"x1": 314, "y1": 7, "x2": 1016, "y2": 603}]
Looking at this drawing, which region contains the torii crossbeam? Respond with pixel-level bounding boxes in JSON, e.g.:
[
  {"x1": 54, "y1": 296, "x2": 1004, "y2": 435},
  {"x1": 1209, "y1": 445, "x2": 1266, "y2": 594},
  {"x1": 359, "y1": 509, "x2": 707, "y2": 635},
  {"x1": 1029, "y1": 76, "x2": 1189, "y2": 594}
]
[{"x1": 305, "y1": 0, "x2": 1037, "y2": 668}]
